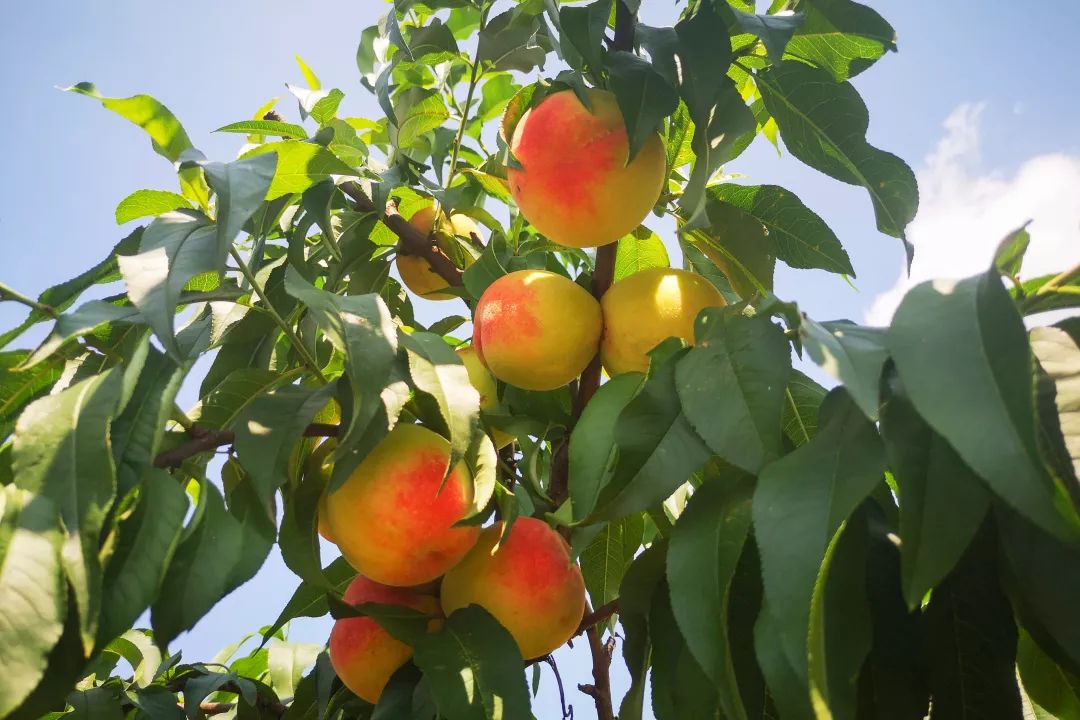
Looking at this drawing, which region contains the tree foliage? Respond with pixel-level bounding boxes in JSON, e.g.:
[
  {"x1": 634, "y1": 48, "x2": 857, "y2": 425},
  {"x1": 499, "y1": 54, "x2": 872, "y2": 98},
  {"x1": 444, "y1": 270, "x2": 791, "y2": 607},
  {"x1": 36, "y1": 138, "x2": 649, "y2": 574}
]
[{"x1": 1, "y1": 0, "x2": 1078, "y2": 718}]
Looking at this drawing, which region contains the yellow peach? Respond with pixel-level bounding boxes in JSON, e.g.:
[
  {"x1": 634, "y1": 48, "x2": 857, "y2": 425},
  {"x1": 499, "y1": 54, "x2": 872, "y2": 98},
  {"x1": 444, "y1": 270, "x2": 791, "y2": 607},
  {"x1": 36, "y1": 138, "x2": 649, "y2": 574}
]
[
  {"x1": 456, "y1": 346, "x2": 513, "y2": 449},
  {"x1": 396, "y1": 203, "x2": 480, "y2": 300},
  {"x1": 473, "y1": 270, "x2": 602, "y2": 391},
  {"x1": 507, "y1": 88, "x2": 666, "y2": 248},
  {"x1": 324, "y1": 424, "x2": 479, "y2": 586},
  {"x1": 441, "y1": 517, "x2": 585, "y2": 660},
  {"x1": 304, "y1": 439, "x2": 337, "y2": 544},
  {"x1": 600, "y1": 267, "x2": 725, "y2": 376},
  {"x1": 329, "y1": 575, "x2": 441, "y2": 703}
]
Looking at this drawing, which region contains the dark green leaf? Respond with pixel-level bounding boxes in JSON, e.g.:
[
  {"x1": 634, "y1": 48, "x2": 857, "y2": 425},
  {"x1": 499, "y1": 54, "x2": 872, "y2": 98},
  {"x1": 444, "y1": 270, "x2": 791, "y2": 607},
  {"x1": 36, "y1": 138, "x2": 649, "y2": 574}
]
[
  {"x1": 26, "y1": 302, "x2": 142, "y2": 367},
  {"x1": 13, "y1": 368, "x2": 124, "y2": 649},
  {"x1": 0, "y1": 487, "x2": 66, "y2": 717},
  {"x1": 784, "y1": 0, "x2": 896, "y2": 81},
  {"x1": 580, "y1": 514, "x2": 643, "y2": 615},
  {"x1": 666, "y1": 477, "x2": 753, "y2": 719},
  {"x1": 752, "y1": 388, "x2": 885, "y2": 698},
  {"x1": 729, "y1": 8, "x2": 804, "y2": 64},
  {"x1": 782, "y1": 369, "x2": 827, "y2": 446},
  {"x1": 649, "y1": 584, "x2": 721, "y2": 720},
  {"x1": 802, "y1": 318, "x2": 887, "y2": 420},
  {"x1": 66, "y1": 687, "x2": 122, "y2": 720},
  {"x1": 476, "y1": 9, "x2": 548, "y2": 73},
  {"x1": 924, "y1": 523, "x2": 1022, "y2": 719},
  {"x1": 1016, "y1": 629, "x2": 1080, "y2": 720},
  {"x1": 191, "y1": 369, "x2": 292, "y2": 431},
  {"x1": 262, "y1": 557, "x2": 355, "y2": 644},
  {"x1": 202, "y1": 153, "x2": 279, "y2": 258},
  {"x1": 758, "y1": 62, "x2": 917, "y2": 251},
  {"x1": 677, "y1": 308, "x2": 790, "y2": 473},
  {"x1": 889, "y1": 272, "x2": 1080, "y2": 540},
  {"x1": 115, "y1": 189, "x2": 192, "y2": 225},
  {"x1": 618, "y1": 543, "x2": 667, "y2": 720},
  {"x1": 606, "y1": 51, "x2": 679, "y2": 162},
  {"x1": 411, "y1": 606, "x2": 530, "y2": 720},
  {"x1": 693, "y1": 196, "x2": 775, "y2": 299},
  {"x1": 880, "y1": 389, "x2": 989, "y2": 609},
  {"x1": 407, "y1": 18, "x2": 460, "y2": 60},
  {"x1": 0, "y1": 352, "x2": 62, "y2": 439},
  {"x1": 707, "y1": 184, "x2": 853, "y2": 275}
]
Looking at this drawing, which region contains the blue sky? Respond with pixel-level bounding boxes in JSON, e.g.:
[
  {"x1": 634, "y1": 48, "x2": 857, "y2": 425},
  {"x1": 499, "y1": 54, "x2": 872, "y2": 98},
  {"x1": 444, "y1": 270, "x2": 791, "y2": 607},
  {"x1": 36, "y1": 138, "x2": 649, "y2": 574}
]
[{"x1": 3, "y1": 1, "x2": 1080, "y2": 716}]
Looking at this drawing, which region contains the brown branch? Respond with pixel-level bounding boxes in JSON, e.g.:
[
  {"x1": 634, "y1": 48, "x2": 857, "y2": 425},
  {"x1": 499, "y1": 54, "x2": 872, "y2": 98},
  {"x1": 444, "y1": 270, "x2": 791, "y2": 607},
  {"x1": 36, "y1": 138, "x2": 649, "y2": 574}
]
[
  {"x1": 579, "y1": 624, "x2": 616, "y2": 720},
  {"x1": 339, "y1": 181, "x2": 464, "y2": 288},
  {"x1": 575, "y1": 598, "x2": 619, "y2": 637},
  {"x1": 153, "y1": 423, "x2": 340, "y2": 469}
]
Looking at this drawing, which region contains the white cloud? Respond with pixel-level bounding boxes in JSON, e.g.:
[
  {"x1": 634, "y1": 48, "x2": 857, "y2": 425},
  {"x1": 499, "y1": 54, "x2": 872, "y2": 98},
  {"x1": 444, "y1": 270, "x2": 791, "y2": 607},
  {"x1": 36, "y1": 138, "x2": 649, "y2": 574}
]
[{"x1": 866, "y1": 103, "x2": 1080, "y2": 325}]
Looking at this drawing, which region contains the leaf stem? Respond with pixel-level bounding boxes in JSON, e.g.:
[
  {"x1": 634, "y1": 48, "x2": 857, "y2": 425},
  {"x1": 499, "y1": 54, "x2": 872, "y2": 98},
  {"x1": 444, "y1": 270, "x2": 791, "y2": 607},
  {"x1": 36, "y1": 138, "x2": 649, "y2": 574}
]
[
  {"x1": 0, "y1": 281, "x2": 57, "y2": 317},
  {"x1": 228, "y1": 246, "x2": 326, "y2": 381}
]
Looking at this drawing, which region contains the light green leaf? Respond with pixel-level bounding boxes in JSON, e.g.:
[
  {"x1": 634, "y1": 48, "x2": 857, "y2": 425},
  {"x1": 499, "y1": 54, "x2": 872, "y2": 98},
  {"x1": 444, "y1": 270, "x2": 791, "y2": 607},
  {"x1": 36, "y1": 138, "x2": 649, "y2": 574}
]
[
  {"x1": 613, "y1": 227, "x2": 670, "y2": 282},
  {"x1": 269, "y1": 639, "x2": 323, "y2": 698},
  {"x1": 115, "y1": 189, "x2": 192, "y2": 225},
  {"x1": 1017, "y1": 629, "x2": 1080, "y2": 720},
  {"x1": 244, "y1": 141, "x2": 359, "y2": 199},
  {"x1": 784, "y1": 0, "x2": 896, "y2": 81},
  {"x1": 215, "y1": 119, "x2": 309, "y2": 140},
  {"x1": 395, "y1": 88, "x2": 450, "y2": 148}
]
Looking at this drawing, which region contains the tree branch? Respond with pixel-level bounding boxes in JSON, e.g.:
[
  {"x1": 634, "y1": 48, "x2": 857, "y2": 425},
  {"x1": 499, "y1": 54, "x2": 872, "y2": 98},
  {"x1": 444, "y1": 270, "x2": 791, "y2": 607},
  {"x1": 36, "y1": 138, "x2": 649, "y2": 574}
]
[
  {"x1": 339, "y1": 181, "x2": 464, "y2": 289},
  {"x1": 575, "y1": 598, "x2": 619, "y2": 637},
  {"x1": 153, "y1": 423, "x2": 340, "y2": 469},
  {"x1": 579, "y1": 623, "x2": 616, "y2": 720}
]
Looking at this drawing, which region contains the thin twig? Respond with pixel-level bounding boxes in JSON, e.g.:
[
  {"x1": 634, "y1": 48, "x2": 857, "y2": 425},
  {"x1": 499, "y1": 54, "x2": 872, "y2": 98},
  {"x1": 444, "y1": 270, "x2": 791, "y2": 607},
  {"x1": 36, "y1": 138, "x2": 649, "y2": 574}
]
[
  {"x1": 543, "y1": 655, "x2": 575, "y2": 720},
  {"x1": 0, "y1": 281, "x2": 57, "y2": 317},
  {"x1": 575, "y1": 598, "x2": 619, "y2": 637},
  {"x1": 444, "y1": 6, "x2": 488, "y2": 191}
]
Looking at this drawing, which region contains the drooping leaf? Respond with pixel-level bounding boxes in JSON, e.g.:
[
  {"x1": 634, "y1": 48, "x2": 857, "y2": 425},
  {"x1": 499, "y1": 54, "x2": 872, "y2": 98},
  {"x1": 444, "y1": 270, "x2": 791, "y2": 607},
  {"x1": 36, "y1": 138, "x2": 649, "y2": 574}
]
[
  {"x1": 0, "y1": 352, "x2": 62, "y2": 438},
  {"x1": 12, "y1": 368, "x2": 124, "y2": 650},
  {"x1": 559, "y1": 0, "x2": 609, "y2": 71},
  {"x1": 476, "y1": 9, "x2": 549, "y2": 73},
  {"x1": 707, "y1": 183, "x2": 853, "y2": 275},
  {"x1": 752, "y1": 388, "x2": 885, "y2": 700},
  {"x1": 1031, "y1": 326, "x2": 1080, "y2": 482},
  {"x1": 262, "y1": 557, "x2": 355, "y2": 644},
  {"x1": 666, "y1": 477, "x2": 753, "y2": 720},
  {"x1": 880, "y1": 389, "x2": 990, "y2": 609},
  {"x1": 889, "y1": 272, "x2": 1080, "y2": 540},
  {"x1": 202, "y1": 152, "x2": 279, "y2": 258},
  {"x1": 115, "y1": 189, "x2": 192, "y2": 225},
  {"x1": 580, "y1": 513, "x2": 643, "y2": 616},
  {"x1": 190, "y1": 369, "x2": 293, "y2": 431},
  {"x1": 691, "y1": 196, "x2": 775, "y2": 299},
  {"x1": 1016, "y1": 629, "x2": 1080, "y2": 720},
  {"x1": 650, "y1": 583, "x2": 722, "y2": 720},
  {"x1": 25, "y1": 302, "x2": 142, "y2": 367},
  {"x1": 802, "y1": 318, "x2": 888, "y2": 420},
  {"x1": 618, "y1": 543, "x2": 668, "y2": 720},
  {"x1": 0, "y1": 487, "x2": 66, "y2": 718},
  {"x1": 757, "y1": 62, "x2": 917, "y2": 252},
  {"x1": 676, "y1": 308, "x2": 790, "y2": 473},
  {"x1": 411, "y1": 606, "x2": 531, "y2": 720},
  {"x1": 606, "y1": 51, "x2": 680, "y2": 162},
  {"x1": 269, "y1": 639, "x2": 323, "y2": 699}
]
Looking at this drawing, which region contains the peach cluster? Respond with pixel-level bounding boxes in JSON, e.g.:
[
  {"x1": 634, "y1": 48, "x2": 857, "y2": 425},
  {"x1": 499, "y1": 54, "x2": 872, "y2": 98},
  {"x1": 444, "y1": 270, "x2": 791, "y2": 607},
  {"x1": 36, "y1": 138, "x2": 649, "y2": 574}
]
[{"x1": 316, "y1": 427, "x2": 585, "y2": 702}]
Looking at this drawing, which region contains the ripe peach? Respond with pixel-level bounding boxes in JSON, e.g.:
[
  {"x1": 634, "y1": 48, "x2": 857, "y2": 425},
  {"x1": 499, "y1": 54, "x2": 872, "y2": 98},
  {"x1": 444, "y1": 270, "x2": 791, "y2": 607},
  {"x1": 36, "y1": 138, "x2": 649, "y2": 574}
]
[
  {"x1": 329, "y1": 575, "x2": 441, "y2": 703},
  {"x1": 323, "y1": 424, "x2": 480, "y2": 586},
  {"x1": 396, "y1": 203, "x2": 480, "y2": 300},
  {"x1": 473, "y1": 270, "x2": 602, "y2": 391},
  {"x1": 304, "y1": 439, "x2": 337, "y2": 544},
  {"x1": 600, "y1": 267, "x2": 725, "y2": 376},
  {"x1": 456, "y1": 346, "x2": 513, "y2": 449},
  {"x1": 440, "y1": 517, "x2": 585, "y2": 660},
  {"x1": 507, "y1": 88, "x2": 666, "y2": 248}
]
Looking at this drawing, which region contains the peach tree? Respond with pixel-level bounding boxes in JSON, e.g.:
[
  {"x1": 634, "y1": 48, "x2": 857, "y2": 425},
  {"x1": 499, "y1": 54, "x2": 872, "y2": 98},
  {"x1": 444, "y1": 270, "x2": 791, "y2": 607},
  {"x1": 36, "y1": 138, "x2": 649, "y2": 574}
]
[{"x1": 1, "y1": 0, "x2": 1079, "y2": 718}]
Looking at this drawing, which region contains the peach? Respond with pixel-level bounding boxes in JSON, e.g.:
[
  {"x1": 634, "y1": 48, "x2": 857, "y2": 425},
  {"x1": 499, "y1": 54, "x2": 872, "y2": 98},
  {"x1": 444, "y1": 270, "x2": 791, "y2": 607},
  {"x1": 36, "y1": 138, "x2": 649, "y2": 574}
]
[
  {"x1": 305, "y1": 439, "x2": 337, "y2": 544},
  {"x1": 600, "y1": 267, "x2": 725, "y2": 376},
  {"x1": 456, "y1": 346, "x2": 513, "y2": 449},
  {"x1": 329, "y1": 575, "x2": 441, "y2": 703},
  {"x1": 396, "y1": 203, "x2": 480, "y2": 300},
  {"x1": 473, "y1": 270, "x2": 602, "y2": 391},
  {"x1": 507, "y1": 88, "x2": 666, "y2": 248},
  {"x1": 440, "y1": 517, "x2": 585, "y2": 660},
  {"x1": 323, "y1": 424, "x2": 480, "y2": 586}
]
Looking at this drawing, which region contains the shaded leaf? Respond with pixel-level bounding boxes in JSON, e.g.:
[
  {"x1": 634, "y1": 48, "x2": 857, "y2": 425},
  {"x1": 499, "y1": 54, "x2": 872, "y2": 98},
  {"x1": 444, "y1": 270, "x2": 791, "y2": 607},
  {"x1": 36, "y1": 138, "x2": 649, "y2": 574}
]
[
  {"x1": 802, "y1": 318, "x2": 887, "y2": 420},
  {"x1": 782, "y1": 369, "x2": 827, "y2": 446}
]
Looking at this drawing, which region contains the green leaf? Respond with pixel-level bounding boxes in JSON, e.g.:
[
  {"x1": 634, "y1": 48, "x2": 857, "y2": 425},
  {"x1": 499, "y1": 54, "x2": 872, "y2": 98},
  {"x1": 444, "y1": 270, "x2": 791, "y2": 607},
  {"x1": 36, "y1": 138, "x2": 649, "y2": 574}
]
[
  {"x1": 215, "y1": 119, "x2": 309, "y2": 139},
  {"x1": 1031, "y1": 326, "x2": 1080, "y2": 482},
  {"x1": 590, "y1": 349, "x2": 712, "y2": 522},
  {"x1": 889, "y1": 272, "x2": 1080, "y2": 540},
  {"x1": 25, "y1": 301, "x2": 142, "y2": 367},
  {"x1": 118, "y1": 211, "x2": 220, "y2": 358},
  {"x1": 691, "y1": 196, "x2": 775, "y2": 299},
  {"x1": 262, "y1": 557, "x2": 355, "y2": 643},
  {"x1": 399, "y1": 331, "x2": 482, "y2": 487},
  {"x1": 232, "y1": 382, "x2": 338, "y2": 506},
  {"x1": 784, "y1": 0, "x2": 896, "y2": 81},
  {"x1": 100, "y1": 629, "x2": 161, "y2": 688},
  {"x1": 606, "y1": 51, "x2": 679, "y2": 162},
  {"x1": 476, "y1": 9, "x2": 549, "y2": 73},
  {"x1": 1017, "y1": 629, "x2": 1080, "y2": 720},
  {"x1": 151, "y1": 481, "x2": 273, "y2": 647},
  {"x1": 66, "y1": 687, "x2": 122, "y2": 720},
  {"x1": 757, "y1": 62, "x2": 917, "y2": 252},
  {"x1": 411, "y1": 606, "x2": 531, "y2": 720},
  {"x1": 802, "y1": 318, "x2": 888, "y2": 420},
  {"x1": 115, "y1": 189, "x2": 192, "y2": 225},
  {"x1": 559, "y1": 0, "x2": 609, "y2": 71},
  {"x1": 580, "y1": 514, "x2": 643, "y2": 615},
  {"x1": 190, "y1": 369, "x2": 292, "y2": 431},
  {"x1": 202, "y1": 152, "x2": 279, "y2": 258},
  {"x1": 613, "y1": 227, "x2": 670, "y2": 282},
  {"x1": 649, "y1": 584, "x2": 721, "y2": 720},
  {"x1": 295, "y1": 54, "x2": 322, "y2": 90},
  {"x1": 569, "y1": 373, "x2": 644, "y2": 522},
  {"x1": 676, "y1": 308, "x2": 790, "y2": 473},
  {"x1": 782, "y1": 369, "x2": 827, "y2": 447},
  {"x1": 395, "y1": 88, "x2": 450, "y2": 148},
  {"x1": 96, "y1": 470, "x2": 187, "y2": 648},
  {"x1": 666, "y1": 477, "x2": 753, "y2": 720},
  {"x1": 924, "y1": 523, "x2": 1022, "y2": 719},
  {"x1": 244, "y1": 141, "x2": 359, "y2": 199},
  {"x1": 0, "y1": 352, "x2": 62, "y2": 438},
  {"x1": 880, "y1": 389, "x2": 989, "y2": 610},
  {"x1": 269, "y1": 639, "x2": 323, "y2": 698},
  {"x1": 0, "y1": 228, "x2": 141, "y2": 350},
  {"x1": 752, "y1": 389, "x2": 885, "y2": 697},
  {"x1": 707, "y1": 184, "x2": 853, "y2": 275},
  {"x1": 407, "y1": 18, "x2": 460, "y2": 61},
  {"x1": 729, "y1": 7, "x2": 804, "y2": 65},
  {"x1": 65, "y1": 83, "x2": 210, "y2": 208},
  {"x1": 997, "y1": 507, "x2": 1080, "y2": 675},
  {"x1": 992, "y1": 222, "x2": 1032, "y2": 277},
  {"x1": 0, "y1": 487, "x2": 65, "y2": 718},
  {"x1": 12, "y1": 369, "x2": 124, "y2": 650},
  {"x1": 618, "y1": 543, "x2": 668, "y2": 720}
]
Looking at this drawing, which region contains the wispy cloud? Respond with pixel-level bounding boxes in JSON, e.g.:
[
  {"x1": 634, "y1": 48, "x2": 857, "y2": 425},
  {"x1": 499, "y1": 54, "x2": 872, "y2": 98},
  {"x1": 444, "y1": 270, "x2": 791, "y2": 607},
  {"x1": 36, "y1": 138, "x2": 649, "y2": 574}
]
[{"x1": 866, "y1": 103, "x2": 1080, "y2": 325}]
